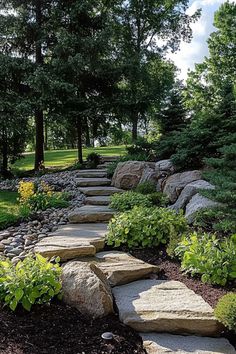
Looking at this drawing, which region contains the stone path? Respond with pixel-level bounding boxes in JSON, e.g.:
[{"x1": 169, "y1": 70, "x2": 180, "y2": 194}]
[{"x1": 33, "y1": 167, "x2": 235, "y2": 353}]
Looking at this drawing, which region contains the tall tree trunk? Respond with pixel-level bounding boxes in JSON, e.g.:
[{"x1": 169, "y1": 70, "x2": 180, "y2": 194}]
[
  {"x1": 76, "y1": 117, "x2": 83, "y2": 164},
  {"x1": 35, "y1": 109, "x2": 44, "y2": 169},
  {"x1": 44, "y1": 118, "x2": 48, "y2": 151},
  {"x1": 85, "y1": 118, "x2": 91, "y2": 147},
  {"x1": 131, "y1": 111, "x2": 138, "y2": 142},
  {"x1": 34, "y1": 0, "x2": 44, "y2": 170},
  {"x1": 2, "y1": 128, "x2": 8, "y2": 173}
]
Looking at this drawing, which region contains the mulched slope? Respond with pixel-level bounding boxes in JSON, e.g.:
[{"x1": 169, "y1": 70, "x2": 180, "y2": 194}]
[{"x1": 0, "y1": 302, "x2": 145, "y2": 354}]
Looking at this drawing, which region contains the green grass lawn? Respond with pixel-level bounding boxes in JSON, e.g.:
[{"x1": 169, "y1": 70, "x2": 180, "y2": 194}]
[
  {"x1": 0, "y1": 191, "x2": 21, "y2": 229},
  {"x1": 13, "y1": 145, "x2": 127, "y2": 171}
]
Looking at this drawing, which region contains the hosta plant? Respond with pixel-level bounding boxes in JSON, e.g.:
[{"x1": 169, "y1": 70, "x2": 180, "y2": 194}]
[
  {"x1": 175, "y1": 232, "x2": 236, "y2": 286},
  {"x1": 0, "y1": 254, "x2": 62, "y2": 311},
  {"x1": 107, "y1": 206, "x2": 187, "y2": 249}
]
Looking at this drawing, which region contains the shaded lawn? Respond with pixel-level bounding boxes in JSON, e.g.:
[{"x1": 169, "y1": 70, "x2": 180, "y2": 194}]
[
  {"x1": 0, "y1": 191, "x2": 20, "y2": 229},
  {"x1": 13, "y1": 145, "x2": 127, "y2": 171}
]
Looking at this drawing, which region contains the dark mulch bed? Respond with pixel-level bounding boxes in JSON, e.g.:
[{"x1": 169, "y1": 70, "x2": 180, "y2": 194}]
[{"x1": 0, "y1": 302, "x2": 145, "y2": 354}]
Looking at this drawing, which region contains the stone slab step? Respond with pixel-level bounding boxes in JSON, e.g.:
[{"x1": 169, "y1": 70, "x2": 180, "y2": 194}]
[
  {"x1": 141, "y1": 333, "x2": 236, "y2": 354},
  {"x1": 34, "y1": 239, "x2": 95, "y2": 261},
  {"x1": 77, "y1": 170, "x2": 107, "y2": 178},
  {"x1": 77, "y1": 177, "x2": 111, "y2": 187},
  {"x1": 86, "y1": 196, "x2": 111, "y2": 206},
  {"x1": 79, "y1": 186, "x2": 123, "y2": 196},
  {"x1": 101, "y1": 155, "x2": 119, "y2": 162},
  {"x1": 112, "y1": 279, "x2": 221, "y2": 337},
  {"x1": 97, "y1": 163, "x2": 111, "y2": 169},
  {"x1": 95, "y1": 251, "x2": 159, "y2": 286},
  {"x1": 68, "y1": 205, "x2": 115, "y2": 223}
]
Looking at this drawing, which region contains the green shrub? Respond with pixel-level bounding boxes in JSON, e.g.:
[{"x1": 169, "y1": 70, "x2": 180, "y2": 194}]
[
  {"x1": 0, "y1": 254, "x2": 62, "y2": 311},
  {"x1": 67, "y1": 160, "x2": 83, "y2": 171},
  {"x1": 175, "y1": 232, "x2": 236, "y2": 286},
  {"x1": 214, "y1": 294, "x2": 236, "y2": 332},
  {"x1": 86, "y1": 152, "x2": 101, "y2": 168},
  {"x1": 147, "y1": 192, "x2": 169, "y2": 207},
  {"x1": 126, "y1": 137, "x2": 156, "y2": 160},
  {"x1": 135, "y1": 181, "x2": 157, "y2": 195},
  {"x1": 107, "y1": 206, "x2": 187, "y2": 249},
  {"x1": 110, "y1": 191, "x2": 152, "y2": 211}
]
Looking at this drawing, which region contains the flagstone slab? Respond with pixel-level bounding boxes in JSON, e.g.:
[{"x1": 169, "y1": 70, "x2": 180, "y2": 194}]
[
  {"x1": 49, "y1": 223, "x2": 107, "y2": 249},
  {"x1": 141, "y1": 333, "x2": 236, "y2": 354},
  {"x1": 94, "y1": 251, "x2": 159, "y2": 286},
  {"x1": 77, "y1": 177, "x2": 111, "y2": 187},
  {"x1": 34, "y1": 237, "x2": 96, "y2": 261},
  {"x1": 77, "y1": 170, "x2": 107, "y2": 178},
  {"x1": 78, "y1": 186, "x2": 123, "y2": 196},
  {"x1": 68, "y1": 205, "x2": 115, "y2": 223},
  {"x1": 86, "y1": 196, "x2": 111, "y2": 206},
  {"x1": 113, "y1": 279, "x2": 221, "y2": 336}
]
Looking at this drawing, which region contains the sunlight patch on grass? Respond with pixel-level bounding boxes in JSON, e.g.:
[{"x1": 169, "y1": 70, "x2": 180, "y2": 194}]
[{"x1": 13, "y1": 146, "x2": 127, "y2": 171}]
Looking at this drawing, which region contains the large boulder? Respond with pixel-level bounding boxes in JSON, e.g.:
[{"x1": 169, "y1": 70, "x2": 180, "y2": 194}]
[
  {"x1": 185, "y1": 193, "x2": 220, "y2": 223},
  {"x1": 170, "y1": 180, "x2": 215, "y2": 212},
  {"x1": 155, "y1": 159, "x2": 175, "y2": 178},
  {"x1": 62, "y1": 261, "x2": 114, "y2": 318},
  {"x1": 163, "y1": 170, "x2": 202, "y2": 203},
  {"x1": 112, "y1": 161, "x2": 155, "y2": 189}
]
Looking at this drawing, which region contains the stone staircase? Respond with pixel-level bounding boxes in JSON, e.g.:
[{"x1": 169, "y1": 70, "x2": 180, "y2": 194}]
[{"x1": 34, "y1": 166, "x2": 235, "y2": 354}]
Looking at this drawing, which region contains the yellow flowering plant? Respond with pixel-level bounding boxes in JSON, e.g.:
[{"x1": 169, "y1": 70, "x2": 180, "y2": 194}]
[{"x1": 18, "y1": 180, "x2": 69, "y2": 211}]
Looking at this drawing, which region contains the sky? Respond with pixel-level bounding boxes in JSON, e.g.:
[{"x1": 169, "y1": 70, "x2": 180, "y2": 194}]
[{"x1": 168, "y1": 0, "x2": 233, "y2": 81}]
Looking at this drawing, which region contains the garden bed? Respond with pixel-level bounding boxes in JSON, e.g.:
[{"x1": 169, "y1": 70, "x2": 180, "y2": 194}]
[{"x1": 0, "y1": 302, "x2": 145, "y2": 354}]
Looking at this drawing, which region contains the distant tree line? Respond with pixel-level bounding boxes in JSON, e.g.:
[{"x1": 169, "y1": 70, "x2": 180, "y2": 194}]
[{"x1": 0, "y1": 0, "x2": 199, "y2": 173}]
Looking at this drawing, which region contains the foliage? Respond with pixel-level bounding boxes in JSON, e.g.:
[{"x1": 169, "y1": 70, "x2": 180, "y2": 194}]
[
  {"x1": 66, "y1": 160, "x2": 83, "y2": 171},
  {"x1": 198, "y1": 142, "x2": 236, "y2": 234},
  {"x1": 147, "y1": 192, "x2": 169, "y2": 207},
  {"x1": 110, "y1": 191, "x2": 152, "y2": 211},
  {"x1": 18, "y1": 181, "x2": 69, "y2": 211},
  {"x1": 175, "y1": 232, "x2": 236, "y2": 286},
  {"x1": 126, "y1": 138, "x2": 156, "y2": 160},
  {"x1": 135, "y1": 181, "x2": 157, "y2": 195},
  {"x1": 214, "y1": 294, "x2": 236, "y2": 332},
  {"x1": 86, "y1": 152, "x2": 101, "y2": 169},
  {"x1": 107, "y1": 206, "x2": 187, "y2": 249},
  {"x1": 0, "y1": 254, "x2": 62, "y2": 311}
]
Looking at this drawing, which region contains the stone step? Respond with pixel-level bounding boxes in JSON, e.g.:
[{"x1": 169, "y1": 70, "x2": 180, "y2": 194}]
[
  {"x1": 86, "y1": 196, "x2": 111, "y2": 206},
  {"x1": 94, "y1": 251, "x2": 159, "y2": 286},
  {"x1": 141, "y1": 333, "x2": 236, "y2": 354},
  {"x1": 76, "y1": 177, "x2": 111, "y2": 187},
  {"x1": 101, "y1": 155, "x2": 119, "y2": 162},
  {"x1": 112, "y1": 279, "x2": 221, "y2": 337},
  {"x1": 97, "y1": 163, "x2": 112, "y2": 169},
  {"x1": 77, "y1": 170, "x2": 107, "y2": 178},
  {"x1": 34, "y1": 224, "x2": 108, "y2": 261},
  {"x1": 68, "y1": 205, "x2": 115, "y2": 223},
  {"x1": 79, "y1": 186, "x2": 123, "y2": 196}
]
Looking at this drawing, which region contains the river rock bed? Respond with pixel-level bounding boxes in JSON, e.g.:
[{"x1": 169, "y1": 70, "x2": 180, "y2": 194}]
[{"x1": 0, "y1": 170, "x2": 85, "y2": 261}]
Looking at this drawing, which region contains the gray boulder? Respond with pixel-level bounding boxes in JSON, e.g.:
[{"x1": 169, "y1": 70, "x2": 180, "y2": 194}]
[
  {"x1": 163, "y1": 170, "x2": 202, "y2": 203},
  {"x1": 170, "y1": 180, "x2": 215, "y2": 212},
  {"x1": 185, "y1": 193, "x2": 220, "y2": 223}
]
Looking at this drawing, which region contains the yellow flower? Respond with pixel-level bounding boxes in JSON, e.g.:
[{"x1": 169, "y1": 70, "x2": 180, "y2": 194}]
[{"x1": 18, "y1": 181, "x2": 35, "y2": 203}]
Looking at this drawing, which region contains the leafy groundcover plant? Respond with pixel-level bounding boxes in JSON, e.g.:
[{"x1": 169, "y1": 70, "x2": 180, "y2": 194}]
[
  {"x1": 175, "y1": 232, "x2": 236, "y2": 286},
  {"x1": 107, "y1": 206, "x2": 187, "y2": 248},
  {"x1": 0, "y1": 254, "x2": 62, "y2": 311},
  {"x1": 215, "y1": 293, "x2": 236, "y2": 332},
  {"x1": 110, "y1": 191, "x2": 152, "y2": 211}
]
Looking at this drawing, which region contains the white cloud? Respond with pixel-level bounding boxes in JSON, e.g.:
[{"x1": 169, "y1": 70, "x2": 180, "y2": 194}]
[{"x1": 169, "y1": 0, "x2": 234, "y2": 80}]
